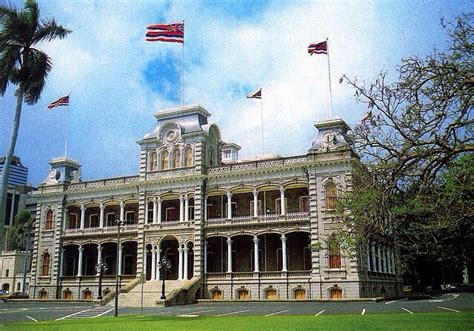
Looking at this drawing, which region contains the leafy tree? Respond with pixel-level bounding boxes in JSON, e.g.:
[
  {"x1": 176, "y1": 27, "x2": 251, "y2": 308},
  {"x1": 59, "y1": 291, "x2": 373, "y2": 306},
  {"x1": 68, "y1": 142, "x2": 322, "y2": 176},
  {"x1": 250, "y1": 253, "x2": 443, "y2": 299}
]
[
  {"x1": 0, "y1": 0, "x2": 70, "y2": 249},
  {"x1": 5, "y1": 210, "x2": 32, "y2": 251},
  {"x1": 336, "y1": 13, "x2": 473, "y2": 285}
]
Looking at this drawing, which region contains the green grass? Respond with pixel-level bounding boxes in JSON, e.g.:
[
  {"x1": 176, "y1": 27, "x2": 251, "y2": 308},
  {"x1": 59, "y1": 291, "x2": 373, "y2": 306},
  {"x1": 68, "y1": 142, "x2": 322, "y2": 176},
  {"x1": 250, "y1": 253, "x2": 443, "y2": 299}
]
[{"x1": 2, "y1": 312, "x2": 474, "y2": 331}]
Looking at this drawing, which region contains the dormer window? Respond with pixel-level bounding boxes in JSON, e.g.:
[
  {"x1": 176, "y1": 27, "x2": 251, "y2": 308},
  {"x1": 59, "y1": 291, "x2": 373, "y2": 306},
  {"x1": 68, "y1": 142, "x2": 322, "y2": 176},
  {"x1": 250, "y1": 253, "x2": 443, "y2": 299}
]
[
  {"x1": 161, "y1": 150, "x2": 169, "y2": 170},
  {"x1": 173, "y1": 149, "x2": 180, "y2": 168}
]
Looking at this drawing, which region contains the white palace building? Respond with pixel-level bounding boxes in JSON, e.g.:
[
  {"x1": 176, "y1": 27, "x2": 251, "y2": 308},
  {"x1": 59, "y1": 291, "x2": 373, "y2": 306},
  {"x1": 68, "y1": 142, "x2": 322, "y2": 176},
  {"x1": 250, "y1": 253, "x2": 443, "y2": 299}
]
[{"x1": 28, "y1": 105, "x2": 401, "y2": 304}]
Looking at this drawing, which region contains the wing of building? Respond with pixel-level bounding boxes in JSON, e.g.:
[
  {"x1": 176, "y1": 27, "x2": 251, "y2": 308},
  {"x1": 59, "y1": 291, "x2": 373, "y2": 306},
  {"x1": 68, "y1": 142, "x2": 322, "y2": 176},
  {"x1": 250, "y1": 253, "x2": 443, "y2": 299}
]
[{"x1": 27, "y1": 104, "x2": 401, "y2": 303}]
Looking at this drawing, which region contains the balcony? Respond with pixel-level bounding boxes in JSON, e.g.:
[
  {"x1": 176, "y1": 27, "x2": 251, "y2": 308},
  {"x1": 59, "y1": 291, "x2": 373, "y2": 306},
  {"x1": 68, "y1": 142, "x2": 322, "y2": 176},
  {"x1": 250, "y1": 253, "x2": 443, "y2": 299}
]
[
  {"x1": 63, "y1": 224, "x2": 139, "y2": 237},
  {"x1": 206, "y1": 211, "x2": 308, "y2": 227},
  {"x1": 205, "y1": 271, "x2": 311, "y2": 279}
]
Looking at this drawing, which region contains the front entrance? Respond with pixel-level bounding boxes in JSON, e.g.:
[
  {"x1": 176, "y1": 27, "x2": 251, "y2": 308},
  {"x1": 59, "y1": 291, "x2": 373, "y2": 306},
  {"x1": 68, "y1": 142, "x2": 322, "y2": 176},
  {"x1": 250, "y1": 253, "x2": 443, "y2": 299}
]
[
  {"x1": 330, "y1": 288, "x2": 343, "y2": 299},
  {"x1": 238, "y1": 289, "x2": 249, "y2": 300},
  {"x1": 294, "y1": 289, "x2": 305, "y2": 300}
]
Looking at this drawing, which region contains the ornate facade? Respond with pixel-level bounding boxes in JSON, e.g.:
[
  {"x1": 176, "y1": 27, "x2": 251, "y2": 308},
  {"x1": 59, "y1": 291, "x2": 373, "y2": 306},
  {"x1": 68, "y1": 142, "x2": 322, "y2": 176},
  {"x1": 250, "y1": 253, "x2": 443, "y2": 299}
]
[{"x1": 29, "y1": 105, "x2": 400, "y2": 302}]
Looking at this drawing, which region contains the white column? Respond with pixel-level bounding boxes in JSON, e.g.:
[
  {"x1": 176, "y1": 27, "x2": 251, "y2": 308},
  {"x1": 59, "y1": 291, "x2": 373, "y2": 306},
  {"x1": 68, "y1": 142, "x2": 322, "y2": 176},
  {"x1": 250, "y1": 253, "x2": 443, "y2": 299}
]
[
  {"x1": 157, "y1": 198, "x2": 162, "y2": 224},
  {"x1": 80, "y1": 205, "x2": 86, "y2": 229},
  {"x1": 143, "y1": 245, "x2": 148, "y2": 280},
  {"x1": 253, "y1": 236, "x2": 259, "y2": 272},
  {"x1": 253, "y1": 189, "x2": 258, "y2": 218},
  {"x1": 281, "y1": 235, "x2": 288, "y2": 272},
  {"x1": 59, "y1": 248, "x2": 65, "y2": 277},
  {"x1": 119, "y1": 201, "x2": 125, "y2": 222},
  {"x1": 118, "y1": 243, "x2": 123, "y2": 275},
  {"x1": 183, "y1": 245, "x2": 189, "y2": 280},
  {"x1": 156, "y1": 247, "x2": 161, "y2": 280},
  {"x1": 371, "y1": 245, "x2": 377, "y2": 272},
  {"x1": 96, "y1": 244, "x2": 103, "y2": 275},
  {"x1": 153, "y1": 198, "x2": 158, "y2": 224},
  {"x1": 204, "y1": 240, "x2": 208, "y2": 274},
  {"x1": 226, "y1": 192, "x2": 232, "y2": 219},
  {"x1": 77, "y1": 244, "x2": 83, "y2": 277},
  {"x1": 63, "y1": 209, "x2": 68, "y2": 231},
  {"x1": 145, "y1": 200, "x2": 149, "y2": 224},
  {"x1": 204, "y1": 197, "x2": 208, "y2": 220},
  {"x1": 151, "y1": 246, "x2": 156, "y2": 280},
  {"x1": 178, "y1": 245, "x2": 183, "y2": 280},
  {"x1": 179, "y1": 196, "x2": 184, "y2": 222},
  {"x1": 226, "y1": 237, "x2": 233, "y2": 273},
  {"x1": 99, "y1": 203, "x2": 105, "y2": 228},
  {"x1": 280, "y1": 187, "x2": 286, "y2": 215},
  {"x1": 184, "y1": 195, "x2": 189, "y2": 222}
]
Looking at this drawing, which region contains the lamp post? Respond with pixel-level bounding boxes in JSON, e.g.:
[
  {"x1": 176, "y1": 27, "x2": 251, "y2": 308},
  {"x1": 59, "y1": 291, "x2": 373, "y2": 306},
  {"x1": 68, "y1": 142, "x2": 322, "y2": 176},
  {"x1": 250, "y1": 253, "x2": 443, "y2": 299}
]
[
  {"x1": 114, "y1": 218, "x2": 125, "y2": 317},
  {"x1": 159, "y1": 256, "x2": 172, "y2": 300},
  {"x1": 96, "y1": 260, "x2": 108, "y2": 300}
]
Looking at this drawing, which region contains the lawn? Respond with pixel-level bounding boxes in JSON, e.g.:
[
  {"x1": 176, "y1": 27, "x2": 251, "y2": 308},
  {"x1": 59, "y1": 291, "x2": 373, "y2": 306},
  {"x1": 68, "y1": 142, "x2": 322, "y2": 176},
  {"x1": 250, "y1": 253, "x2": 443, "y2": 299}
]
[{"x1": 2, "y1": 312, "x2": 473, "y2": 331}]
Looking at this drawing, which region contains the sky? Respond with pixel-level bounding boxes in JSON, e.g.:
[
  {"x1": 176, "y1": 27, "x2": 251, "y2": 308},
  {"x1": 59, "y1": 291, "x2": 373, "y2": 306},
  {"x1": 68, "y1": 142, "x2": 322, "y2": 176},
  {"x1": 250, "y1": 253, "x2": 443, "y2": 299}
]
[{"x1": 0, "y1": 0, "x2": 471, "y2": 186}]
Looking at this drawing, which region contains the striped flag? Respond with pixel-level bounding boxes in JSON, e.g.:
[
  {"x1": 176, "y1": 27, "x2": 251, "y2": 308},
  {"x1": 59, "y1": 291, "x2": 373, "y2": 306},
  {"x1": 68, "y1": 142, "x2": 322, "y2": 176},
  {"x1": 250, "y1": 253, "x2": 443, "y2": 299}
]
[
  {"x1": 48, "y1": 95, "x2": 69, "y2": 109},
  {"x1": 308, "y1": 41, "x2": 327, "y2": 55},
  {"x1": 247, "y1": 88, "x2": 262, "y2": 99},
  {"x1": 146, "y1": 23, "x2": 184, "y2": 43}
]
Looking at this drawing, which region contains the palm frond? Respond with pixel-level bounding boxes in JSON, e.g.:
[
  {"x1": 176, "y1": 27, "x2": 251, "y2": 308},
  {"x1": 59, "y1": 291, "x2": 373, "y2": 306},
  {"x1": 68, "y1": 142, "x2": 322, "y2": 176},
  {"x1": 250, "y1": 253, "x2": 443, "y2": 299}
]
[
  {"x1": 0, "y1": 45, "x2": 21, "y2": 95},
  {"x1": 33, "y1": 19, "x2": 71, "y2": 43},
  {"x1": 23, "y1": 48, "x2": 51, "y2": 104}
]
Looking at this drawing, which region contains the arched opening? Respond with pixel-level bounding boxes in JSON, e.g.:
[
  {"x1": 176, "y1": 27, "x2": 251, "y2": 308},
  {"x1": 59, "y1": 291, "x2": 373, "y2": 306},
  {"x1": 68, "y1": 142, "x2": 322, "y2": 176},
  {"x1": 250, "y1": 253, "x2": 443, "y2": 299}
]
[
  {"x1": 83, "y1": 289, "x2": 92, "y2": 300},
  {"x1": 63, "y1": 289, "x2": 73, "y2": 300},
  {"x1": 66, "y1": 206, "x2": 80, "y2": 229},
  {"x1": 211, "y1": 289, "x2": 223, "y2": 300},
  {"x1": 257, "y1": 233, "x2": 281, "y2": 271},
  {"x1": 266, "y1": 289, "x2": 277, "y2": 300},
  {"x1": 325, "y1": 181, "x2": 337, "y2": 210},
  {"x1": 45, "y1": 210, "x2": 53, "y2": 230},
  {"x1": 102, "y1": 242, "x2": 117, "y2": 275},
  {"x1": 172, "y1": 149, "x2": 180, "y2": 168},
  {"x1": 186, "y1": 242, "x2": 194, "y2": 279},
  {"x1": 2, "y1": 283, "x2": 9, "y2": 293},
  {"x1": 287, "y1": 232, "x2": 311, "y2": 271},
  {"x1": 161, "y1": 150, "x2": 169, "y2": 170},
  {"x1": 237, "y1": 289, "x2": 249, "y2": 300},
  {"x1": 42, "y1": 252, "x2": 50, "y2": 276},
  {"x1": 232, "y1": 235, "x2": 253, "y2": 272},
  {"x1": 122, "y1": 241, "x2": 138, "y2": 275},
  {"x1": 330, "y1": 287, "x2": 343, "y2": 299},
  {"x1": 184, "y1": 147, "x2": 193, "y2": 167},
  {"x1": 206, "y1": 236, "x2": 228, "y2": 273},
  {"x1": 85, "y1": 205, "x2": 100, "y2": 228},
  {"x1": 294, "y1": 289, "x2": 306, "y2": 300},
  {"x1": 62, "y1": 245, "x2": 78, "y2": 276},
  {"x1": 82, "y1": 244, "x2": 98, "y2": 276},
  {"x1": 149, "y1": 151, "x2": 157, "y2": 171},
  {"x1": 159, "y1": 237, "x2": 179, "y2": 280},
  {"x1": 145, "y1": 243, "x2": 152, "y2": 281},
  {"x1": 161, "y1": 197, "x2": 180, "y2": 223}
]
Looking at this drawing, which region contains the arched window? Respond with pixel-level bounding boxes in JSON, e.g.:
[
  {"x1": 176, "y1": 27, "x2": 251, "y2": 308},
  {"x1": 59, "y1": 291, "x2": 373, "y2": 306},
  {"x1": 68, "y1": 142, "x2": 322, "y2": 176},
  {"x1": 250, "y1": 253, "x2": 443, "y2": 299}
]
[
  {"x1": 184, "y1": 147, "x2": 193, "y2": 167},
  {"x1": 161, "y1": 150, "x2": 169, "y2": 170},
  {"x1": 172, "y1": 149, "x2": 180, "y2": 168},
  {"x1": 83, "y1": 289, "x2": 92, "y2": 300},
  {"x1": 328, "y1": 236, "x2": 342, "y2": 269},
  {"x1": 294, "y1": 289, "x2": 306, "y2": 300},
  {"x1": 211, "y1": 290, "x2": 223, "y2": 300},
  {"x1": 42, "y1": 253, "x2": 50, "y2": 276},
  {"x1": 325, "y1": 181, "x2": 337, "y2": 209},
  {"x1": 266, "y1": 289, "x2": 277, "y2": 300},
  {"x1": 330, "y1": 288, "x2": 343, "y2": 299},
  {"x1": 45, "y1": 210, "x2": 53, "y2": 230},
  {"x1": 68, "y1": 213, "x2": 78, "y2": 229},
  {"x1": 64, "y1": 289, "x2": 73, "y2": 300},
  {"x1": 149, "y1": 151, "x2": 157, "y2": 171},
  {"x1": 238, "y1": 289, "x2": 249, "y2": 300}
]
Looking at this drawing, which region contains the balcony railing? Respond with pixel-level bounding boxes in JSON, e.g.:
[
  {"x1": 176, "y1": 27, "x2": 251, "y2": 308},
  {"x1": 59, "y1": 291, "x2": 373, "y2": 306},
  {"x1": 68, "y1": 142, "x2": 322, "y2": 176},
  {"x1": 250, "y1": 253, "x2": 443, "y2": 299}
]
[
  {"x1": 63, "y1": 224, "x2": 139, "y2": 236},
  {"x1": 67, "y1": 175, "x2": 139, "y2": 191},
  {"x1": 205, "y1": 271, "x2": 311, "y2": 279},
  {"x1": 206, "y1": 212, "x2": 309, "y2": 226},
  {"x1": 208, "y1": 155, "x2": 309, "y2": 175}
]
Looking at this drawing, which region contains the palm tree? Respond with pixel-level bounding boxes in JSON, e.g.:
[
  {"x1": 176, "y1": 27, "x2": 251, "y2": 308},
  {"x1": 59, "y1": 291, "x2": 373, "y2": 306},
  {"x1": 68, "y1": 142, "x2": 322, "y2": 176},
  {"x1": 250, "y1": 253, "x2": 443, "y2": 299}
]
[{"x1": 0, "y1": 0, "x2": 70, "y2": 249}]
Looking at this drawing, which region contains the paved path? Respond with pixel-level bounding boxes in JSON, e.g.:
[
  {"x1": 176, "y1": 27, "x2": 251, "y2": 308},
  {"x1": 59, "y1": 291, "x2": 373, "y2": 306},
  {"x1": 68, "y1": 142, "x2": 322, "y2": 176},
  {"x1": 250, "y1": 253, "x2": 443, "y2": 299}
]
[{"x1": 0, "y1": 292, "x2": 472, "y2": 324}]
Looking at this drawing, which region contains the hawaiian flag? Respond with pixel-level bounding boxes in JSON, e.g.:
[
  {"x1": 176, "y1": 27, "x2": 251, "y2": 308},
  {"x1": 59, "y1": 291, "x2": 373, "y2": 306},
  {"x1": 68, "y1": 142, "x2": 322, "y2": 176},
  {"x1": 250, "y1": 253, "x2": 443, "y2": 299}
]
[
  {"x1": 48, "y1": 95, "x2": 69, "y2": 109},
  {"x1": 146, "y1": 23, "x2": 184, "y2": 43},
  {"x1": 308, "y1": 41, "x2": 327, "y2": 55},
  {"x1": 247, "y1": 88, "x2": 262, "y2": 99}
]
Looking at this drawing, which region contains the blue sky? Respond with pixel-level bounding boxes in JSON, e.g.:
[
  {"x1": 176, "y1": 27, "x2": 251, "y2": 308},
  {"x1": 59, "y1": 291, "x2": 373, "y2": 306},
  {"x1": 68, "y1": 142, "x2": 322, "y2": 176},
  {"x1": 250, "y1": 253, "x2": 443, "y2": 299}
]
[{"x1": 0, "y1": 0, "x2": 471, "y2": 185}]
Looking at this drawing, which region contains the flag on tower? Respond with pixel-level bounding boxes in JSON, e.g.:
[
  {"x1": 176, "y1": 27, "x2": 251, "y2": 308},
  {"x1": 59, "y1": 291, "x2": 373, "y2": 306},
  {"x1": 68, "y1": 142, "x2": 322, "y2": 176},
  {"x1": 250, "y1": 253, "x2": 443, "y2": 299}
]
[
  {"x1": 308, "y1": 41, "x2": 327, "y2": 55},
  {"x1": 247, "y1": 88, "x2": 262, "y2": 99},
  {"x1": 48, "y1": 95, "x2": 69, "y2": 109},
  {"x1": 146, "y1": 23, "x2": 184, "y2": 43}
]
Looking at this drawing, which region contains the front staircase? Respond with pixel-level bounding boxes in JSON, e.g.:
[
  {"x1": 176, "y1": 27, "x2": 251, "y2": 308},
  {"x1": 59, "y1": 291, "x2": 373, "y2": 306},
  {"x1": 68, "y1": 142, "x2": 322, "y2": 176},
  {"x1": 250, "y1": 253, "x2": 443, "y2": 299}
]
[{"x1": 116, "y1": 280, "x2": 188, "y2": 307}]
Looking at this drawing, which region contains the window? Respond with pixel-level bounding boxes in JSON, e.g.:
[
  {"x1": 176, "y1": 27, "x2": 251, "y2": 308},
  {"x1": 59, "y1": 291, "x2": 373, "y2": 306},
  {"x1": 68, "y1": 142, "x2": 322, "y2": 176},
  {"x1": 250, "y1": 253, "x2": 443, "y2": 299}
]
[
  {"x1": 325, "y1": 181, "x2": 337, "y2": 210},
  {"x1": 238, "y1": 289, "x2": 249, "y2": 300},
  {"x1": 69, "y1": 213, "x2": 78, "y2": 229},
  {"x1": 328, "y1": 237, "x2": 342, "y2": 269},
  {"x1": 172, "y1": 149, "x2": 180, "y2": 168},
  {"x1": 165, "y1": 208, "x2": 177, "y2": 222},
  {"x1": 299, "y1": 196, "x2": 309, "y2": 212},
  {"x1": 294, "y1": 289, "x2": 305, "y2": 300},
  {"x1": 89, "y1": 214, "x2": 99, "y2": 228},
  {"x1": 5, "y1": 269, "x2": 9, "y2": 277},
  {"x1": 223, "y1": 150, "x2": 231, "y2": 159},
  {"x1": 212, "y1": 290, "x2": 223, "y2": 300},
  {"x1": 42, "y1": 253, "x2": 50, "y2": 276},
  {"x1": 266, "y1": 289, "x2": 277, "y2": 300},
  {"x1": 83, "y1": 289, "x2": 92, "y2": 300},
  {"x1": 149, "y1": 151, "x2": 157, "y2": 171},
  {"x1": 125, "y1": 211, "x2": 135, "y2": 225},
  {"x1": 16, "y1": 283, "x2": 21, "y2": 291},
  {"x1": 161, "y1": 150, "x2": 169, "y2": 170},
  {"x1": 106, "y1": 213, "x2": 115, "y2": 227},
  {"x1": 275, "y1": 198, "x2": 287, "y2": 215},
  {"x1": 45, "y1": 210, "x2": 53, "y2": 230},
  {"x1": 64, "y1": 289, "x2": 73, "y2": 300},
  {"x1": 249, "y1": 200, "x2": 262, "y2": 216},
  {"x1": 330, "y1": 288, "x2": 343, "y2": 299},
  {"x1": 184, "y1": 147, "x2": 193, "y2": 167},
  {"x1": 147, "y1": 202, "x2": 154, "y2": 223},
  {"x1": 39, "y1": 290, "x2": 48, "y2": 300}
]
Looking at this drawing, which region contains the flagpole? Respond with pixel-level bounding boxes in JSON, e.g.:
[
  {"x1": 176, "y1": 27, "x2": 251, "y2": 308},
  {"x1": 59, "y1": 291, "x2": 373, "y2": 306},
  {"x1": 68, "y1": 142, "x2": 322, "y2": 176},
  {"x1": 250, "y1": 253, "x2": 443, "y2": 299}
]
[
  {"x1": 181, "y1": 20, "x2": 184, "y2": 109},
  {"x1": 64, "y1": 93, "x2": 70, "y2": 158},
  {"x1": 326, "y1": 38, "x2": 334, "y2": 118},
  {"x1": 260, "y1": 91, "x2": 265, "y2": 154}
]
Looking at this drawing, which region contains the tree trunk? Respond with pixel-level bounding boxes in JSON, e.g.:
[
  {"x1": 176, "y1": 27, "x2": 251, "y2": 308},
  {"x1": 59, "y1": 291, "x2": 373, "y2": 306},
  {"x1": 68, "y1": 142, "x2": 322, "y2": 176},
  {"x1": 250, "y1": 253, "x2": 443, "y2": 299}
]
[{"x1": 0, "y1": 88, "x2": 24, "y2": 250}]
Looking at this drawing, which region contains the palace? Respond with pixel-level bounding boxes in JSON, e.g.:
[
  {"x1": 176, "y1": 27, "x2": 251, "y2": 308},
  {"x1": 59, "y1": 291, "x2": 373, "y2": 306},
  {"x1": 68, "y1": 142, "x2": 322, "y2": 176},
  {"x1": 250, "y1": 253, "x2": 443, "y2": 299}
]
[{"x1": 28, "y1": 105, "x2": 400, "y2": 304}]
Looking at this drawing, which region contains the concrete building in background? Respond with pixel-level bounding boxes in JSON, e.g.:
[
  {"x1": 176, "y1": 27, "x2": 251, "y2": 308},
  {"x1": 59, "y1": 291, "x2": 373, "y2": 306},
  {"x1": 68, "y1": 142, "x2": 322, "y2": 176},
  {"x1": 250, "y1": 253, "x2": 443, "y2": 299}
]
[{"x1": 27, "y1": 105, "x2": 401, "y2": 303}]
